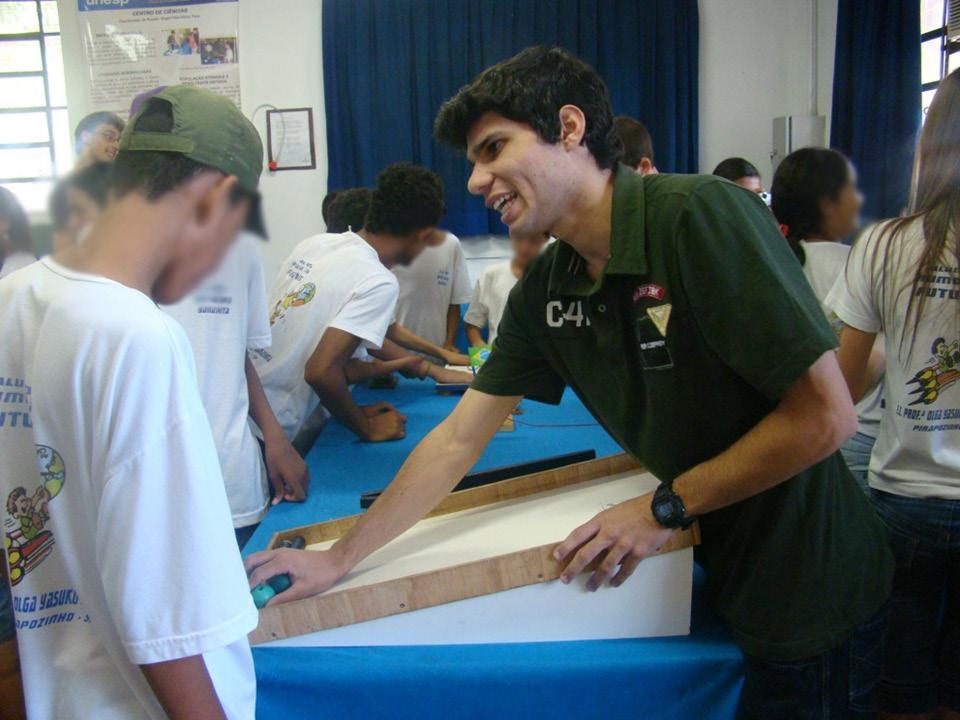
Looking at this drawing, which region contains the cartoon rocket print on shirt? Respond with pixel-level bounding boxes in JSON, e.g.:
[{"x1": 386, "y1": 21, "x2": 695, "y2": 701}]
[
  {"x1": 269, "y1": 282, "x2": 317, "y2": 326},
  {"x1": 907, "y1": 336, "x2": 960, "y2": 405},
  {"x1": 5, "y1": 445, "x2": 66, "y2": 586}
]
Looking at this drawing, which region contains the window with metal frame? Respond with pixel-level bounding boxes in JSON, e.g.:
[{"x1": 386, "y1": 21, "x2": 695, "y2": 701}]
[
  {"x1": 921, "y1": 0, "x2": 960, "y2": 121},
  {"x1": 0, "y1": 0, "x2": 69, "y2": 213}
]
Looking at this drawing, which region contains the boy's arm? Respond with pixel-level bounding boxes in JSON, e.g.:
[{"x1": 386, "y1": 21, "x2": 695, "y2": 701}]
[
  {"x1": 465, "y1": 324, "x2": 485, "y2": 348},
  {"x1": 244, "y1": 354, "x2": 309, "y2": 503},
  {"x1": 444, "y1": 304, "x2": 462, "y2": 352},
  {"x1": 304, "y1": 328, "x2": 406, "y2": 442},
  {"x1": 140, "y1": 655, "x2": 226, "y2": 720},
  {"x1": 387, "y1": 323, "x2": 469, "y2": 366},
  {"x1": 373, "y1": 338, "x2": 473, "y2": 384}
]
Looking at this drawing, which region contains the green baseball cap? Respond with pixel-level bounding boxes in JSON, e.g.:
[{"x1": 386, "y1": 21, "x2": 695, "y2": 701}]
[{"x1": 118, "y1": 84, "x2": 268, "y2": 236}]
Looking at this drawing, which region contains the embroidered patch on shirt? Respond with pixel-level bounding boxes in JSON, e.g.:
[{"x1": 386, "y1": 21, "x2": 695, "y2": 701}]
[{"x1": 646, "y1": 303, "x2": 672, "y2": 338}]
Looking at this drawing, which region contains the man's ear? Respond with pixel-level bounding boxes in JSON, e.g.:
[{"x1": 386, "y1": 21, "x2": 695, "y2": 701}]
[
  {"x1": 558, "y1": 105, "x2": 587, "y2": 151},
  {"x1": 638, "y1": 158, "x2": 658, "y2": 176},
  {"x1": 189, "y1": 172, "x2": 237, "y2": 227}
]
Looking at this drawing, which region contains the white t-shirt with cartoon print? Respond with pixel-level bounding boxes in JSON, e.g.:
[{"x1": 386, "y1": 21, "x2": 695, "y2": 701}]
[
  {"x1": 253, "y1": 232, "x2": 398, "y2": 440},
  {"x1": 163, "y1": 232, "x2": 272, "y2": 528},
  {"x1": 799, "y1": 240, "x2": 884, "y2": 438},
  {"x1": 392, "y1": 232, "x2": 472, "y2": 347},
  {"x1": 463, "y1": 261, "x2": 518, "y2": 345},
  {"x1": 0, "y1": 258, "x2": 257, "y2": 719},
  {"x1": 827, "y1": 218, "x2": 960, "y2": 499}
]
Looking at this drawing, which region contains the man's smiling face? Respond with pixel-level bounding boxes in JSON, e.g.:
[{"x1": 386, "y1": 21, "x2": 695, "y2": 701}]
[{"x1": 466, "y1": 112, "x2": 575, "y2": 239}]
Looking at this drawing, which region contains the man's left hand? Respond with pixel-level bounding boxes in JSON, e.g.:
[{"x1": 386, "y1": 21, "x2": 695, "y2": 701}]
[
  {"x1": 553, "y1": 494, "x2": 674, "y2": 591},
  {"x1": 263, "y1": 435, "x2": 310, "y2": 504}
]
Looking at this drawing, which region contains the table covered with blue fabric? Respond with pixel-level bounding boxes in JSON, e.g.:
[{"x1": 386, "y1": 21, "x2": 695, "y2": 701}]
[{"x1": 245, "y1": 378, "x2": 744, "y2": 719}]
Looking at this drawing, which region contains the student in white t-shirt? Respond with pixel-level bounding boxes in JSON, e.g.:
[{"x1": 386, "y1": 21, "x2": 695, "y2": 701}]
[
  {"x1": 826, "y1": 69, "x2": 960, "y2": 719},
  {"x1": 770, "y1": 147, "x2": 883, "y2": 490},
  {"x1": 465, "y1": 229, "x2": 549, "y2": 346},
  {"x1": 0, "y1": 86, "x2": 261, "y2": 719},
  {"x1": 392, "y1": 230, "x2": 473, "y2": 352},
  {"x1": 324, "y1": 187, "x2": 471, "y2": 367},
  {"x1": 0, "y1": 187, "x2": 35, "y2": 281},
  {"x1": 254, "y1": 164, "x2": 472, "y2": 451},
  {"x1": 164, "y1": 231, "x2": 309, "y2": 548}
]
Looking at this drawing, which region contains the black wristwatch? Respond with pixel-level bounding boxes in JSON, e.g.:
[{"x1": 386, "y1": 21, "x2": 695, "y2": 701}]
[{"x1": 651, "y1": 482, "x2": 694, "y2": 529}]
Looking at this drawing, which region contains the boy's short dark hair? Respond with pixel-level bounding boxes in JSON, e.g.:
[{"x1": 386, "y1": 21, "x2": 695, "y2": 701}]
[
  {"x1": 613, "y1": 116, "x2": 655, "y2": 166},
  {"x1": 110, "y1": 100, "x2": 251, "y2": 205},
  {"x1": 73, "y1": 111, "x2": 124, "y2": 152},
  {"x1": 50, "y1": 162, "x2": 113, "y2": 229},
  {"x1": 364, "y1": 163, "x2": 444, "y2": 236},
  {"x1": 712, "y1": 157, "x2": 760, "y2": 182},
  {"x1": 321, "y1": 190, "x2": 340, "y2": 225},
  {"x1": 326, "y1": 188, "x2": 373, "y2": 233},
  {"x1": 434, "y1": 46, "x2": 622, "y2": 170}
]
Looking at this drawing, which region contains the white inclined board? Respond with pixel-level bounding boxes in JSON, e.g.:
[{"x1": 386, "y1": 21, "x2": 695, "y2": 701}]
[{"x1": 262, "y1": 469, "x2": 693, "y2": 647}]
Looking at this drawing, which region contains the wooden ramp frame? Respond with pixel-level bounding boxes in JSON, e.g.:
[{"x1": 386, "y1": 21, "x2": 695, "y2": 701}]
[{"x1": 250, "y1": 453, "x2": 700, "y2": 645}]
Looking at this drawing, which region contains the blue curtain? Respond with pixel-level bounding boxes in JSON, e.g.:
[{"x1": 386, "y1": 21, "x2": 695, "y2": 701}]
[
  {"x1": 322, "y1": 0, "x2": 699, "y2": 236},
  {"x1": 830, "y1": 0, "x2": 920, "y2": 221}
]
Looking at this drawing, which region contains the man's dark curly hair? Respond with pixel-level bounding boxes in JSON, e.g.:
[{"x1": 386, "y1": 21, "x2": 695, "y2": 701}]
[
  {"x1": 364, "y1": 163, "x2": 445, "y2": 236},
  {"x1": 434, "y1": 46, "x2": 622, "y2": 170},
  {"x1": 326, "y1": 187, "x2": 373, "y2": 233}
]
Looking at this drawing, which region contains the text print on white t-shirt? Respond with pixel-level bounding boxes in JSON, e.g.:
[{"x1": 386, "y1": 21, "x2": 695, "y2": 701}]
[
  {"x1": 269, "y1": 260, "x2": 317, "y2": 328},
  {"x1": 2, "y1": 381, "x2": 81, "y2": 631},
  {"x1": 194, "y1": 283, "x2": 233, "y2": 316},
  {"x1": 900, "y1": 264, "x2": 960, "y2": 430}
]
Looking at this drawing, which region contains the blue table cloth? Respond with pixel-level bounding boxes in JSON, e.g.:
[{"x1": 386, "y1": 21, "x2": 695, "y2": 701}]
[{"x1": 246, "y1": 378, "x2": 744, "y2": 719}]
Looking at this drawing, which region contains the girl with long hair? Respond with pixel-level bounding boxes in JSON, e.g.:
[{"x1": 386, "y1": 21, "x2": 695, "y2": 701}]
[{"x1": 827, "y1": 68, "x2": 960, "y2": 720}]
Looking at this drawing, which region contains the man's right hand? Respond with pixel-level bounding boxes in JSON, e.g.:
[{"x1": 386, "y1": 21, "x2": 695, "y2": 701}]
[
  {"x1": 244, "y1": 547, "x2": 347, "y2": 606},
  {"x1": 362, "y1": 404, "x2": 407, "y2": 442}
]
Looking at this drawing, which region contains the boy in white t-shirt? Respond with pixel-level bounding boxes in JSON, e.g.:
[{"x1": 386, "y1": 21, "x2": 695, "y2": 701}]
[
  {"x1": 0, "y1": 86, "x2": 261, "y2": 719},
  {"x1": 254, "y1": 164, "x2": 471, "y2": 450},
  {"x1": 392, "y1": 230, "x2": 472, "y2": 352},
  {"x1": 164, "y1": 230, "x2": 309, "y2": 548},
  {"x1": 465, "y1": 229, "x2": 549, "y2": 346}
]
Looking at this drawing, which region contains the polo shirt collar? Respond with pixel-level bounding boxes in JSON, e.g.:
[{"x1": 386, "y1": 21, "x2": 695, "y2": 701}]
[{"x1": 547, "y1": 164, "x2": 648, "y2": 296}]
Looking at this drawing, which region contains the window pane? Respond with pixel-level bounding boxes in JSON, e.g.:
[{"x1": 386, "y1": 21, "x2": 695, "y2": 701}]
[
  {"x1": 0, "y1": 39, "x2": 43, "y2": 72},
  {"x1": 921, "y1": 0, "x2": 945, "y2": 34},
  {"x1": 41, "y1": 1, "x2": 59, "y2": 33},
  {"x1": 44, "y1": 35, "x2": 65, "y2": 106},
  {"x1": 922, "y1": 37, "x2": 944, "y2": 84},
  {"x1": 52, "y1": 108, "x2": 72, "y2": 174},
  {"x1": 950, "y1": 51, "x2": 960, "y2": 75},
  {"x1": 0, "y1": 147, "x2": 53, "y2": 179},
  {"x1": 2, "y1": 180, "x2": 54, "y2": 214},
  {"x1": 0, "y1": 76, "x2": 46, "y2": 107},
  {"x1": 922, "y1": 88, "x2": 938, "y2": 123},
  {"x1": 0, "y1": 2, "x2": 40, "y2": 34},
  {"x1": 0, "y1": 112, "x2": 49, "y2": 143}
]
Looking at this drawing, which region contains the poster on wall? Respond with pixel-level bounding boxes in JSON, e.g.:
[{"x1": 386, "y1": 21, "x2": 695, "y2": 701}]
[{"x1": 77, "y1": 0, "x2": 240, "y2": 116}]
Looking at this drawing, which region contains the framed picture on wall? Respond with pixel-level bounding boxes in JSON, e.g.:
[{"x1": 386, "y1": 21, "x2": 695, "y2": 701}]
[{"x1": 266, "y1": 107, "x2": 316, "y2": 171}]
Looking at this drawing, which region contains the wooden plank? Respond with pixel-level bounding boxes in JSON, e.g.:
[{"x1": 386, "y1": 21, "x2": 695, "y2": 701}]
[
  {"x1": 265, "y1": 453, "x2": 641, "y2": 550},
  {"x1": 250, "y1": 523, "x2": 696, "y2": 645}
]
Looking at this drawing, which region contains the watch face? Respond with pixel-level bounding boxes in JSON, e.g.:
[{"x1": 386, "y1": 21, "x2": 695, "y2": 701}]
[{"x1": 652, "y1": 493, "x2": 677, "y2": 527}]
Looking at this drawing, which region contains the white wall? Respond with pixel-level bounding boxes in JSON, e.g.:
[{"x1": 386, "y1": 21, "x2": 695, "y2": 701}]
[{"x1": 698, "y1": 0, "x2": 837, "y2": 183}]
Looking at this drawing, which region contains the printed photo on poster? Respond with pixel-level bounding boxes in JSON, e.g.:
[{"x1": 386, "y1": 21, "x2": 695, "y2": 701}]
[{"x1": 77, "y1": 0, "x2": 241, "y2": 116}]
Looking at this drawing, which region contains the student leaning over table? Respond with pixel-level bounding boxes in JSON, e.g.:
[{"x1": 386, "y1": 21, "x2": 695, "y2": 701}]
[{"x1": 246, "y1": 47, "x2": 894, "y2": 720}]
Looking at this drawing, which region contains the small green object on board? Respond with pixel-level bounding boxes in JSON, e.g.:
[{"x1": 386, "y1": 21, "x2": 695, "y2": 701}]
[
  {"x1": 268, "y1": 573, "x2": 292, "y2": 593},
  {"x1": 251, "y1": 582, "x2": 276, "y2": 609}
]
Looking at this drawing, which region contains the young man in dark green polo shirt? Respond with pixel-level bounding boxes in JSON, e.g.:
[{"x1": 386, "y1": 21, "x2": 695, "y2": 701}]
[{"x1": 246, "y1": 47, "x2": 893, "y2": 718}]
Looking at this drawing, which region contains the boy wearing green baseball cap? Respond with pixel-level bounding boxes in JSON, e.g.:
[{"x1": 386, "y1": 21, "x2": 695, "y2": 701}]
[{"x1": 0, "y1": 86, "x2": 263, "y2": 719}]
